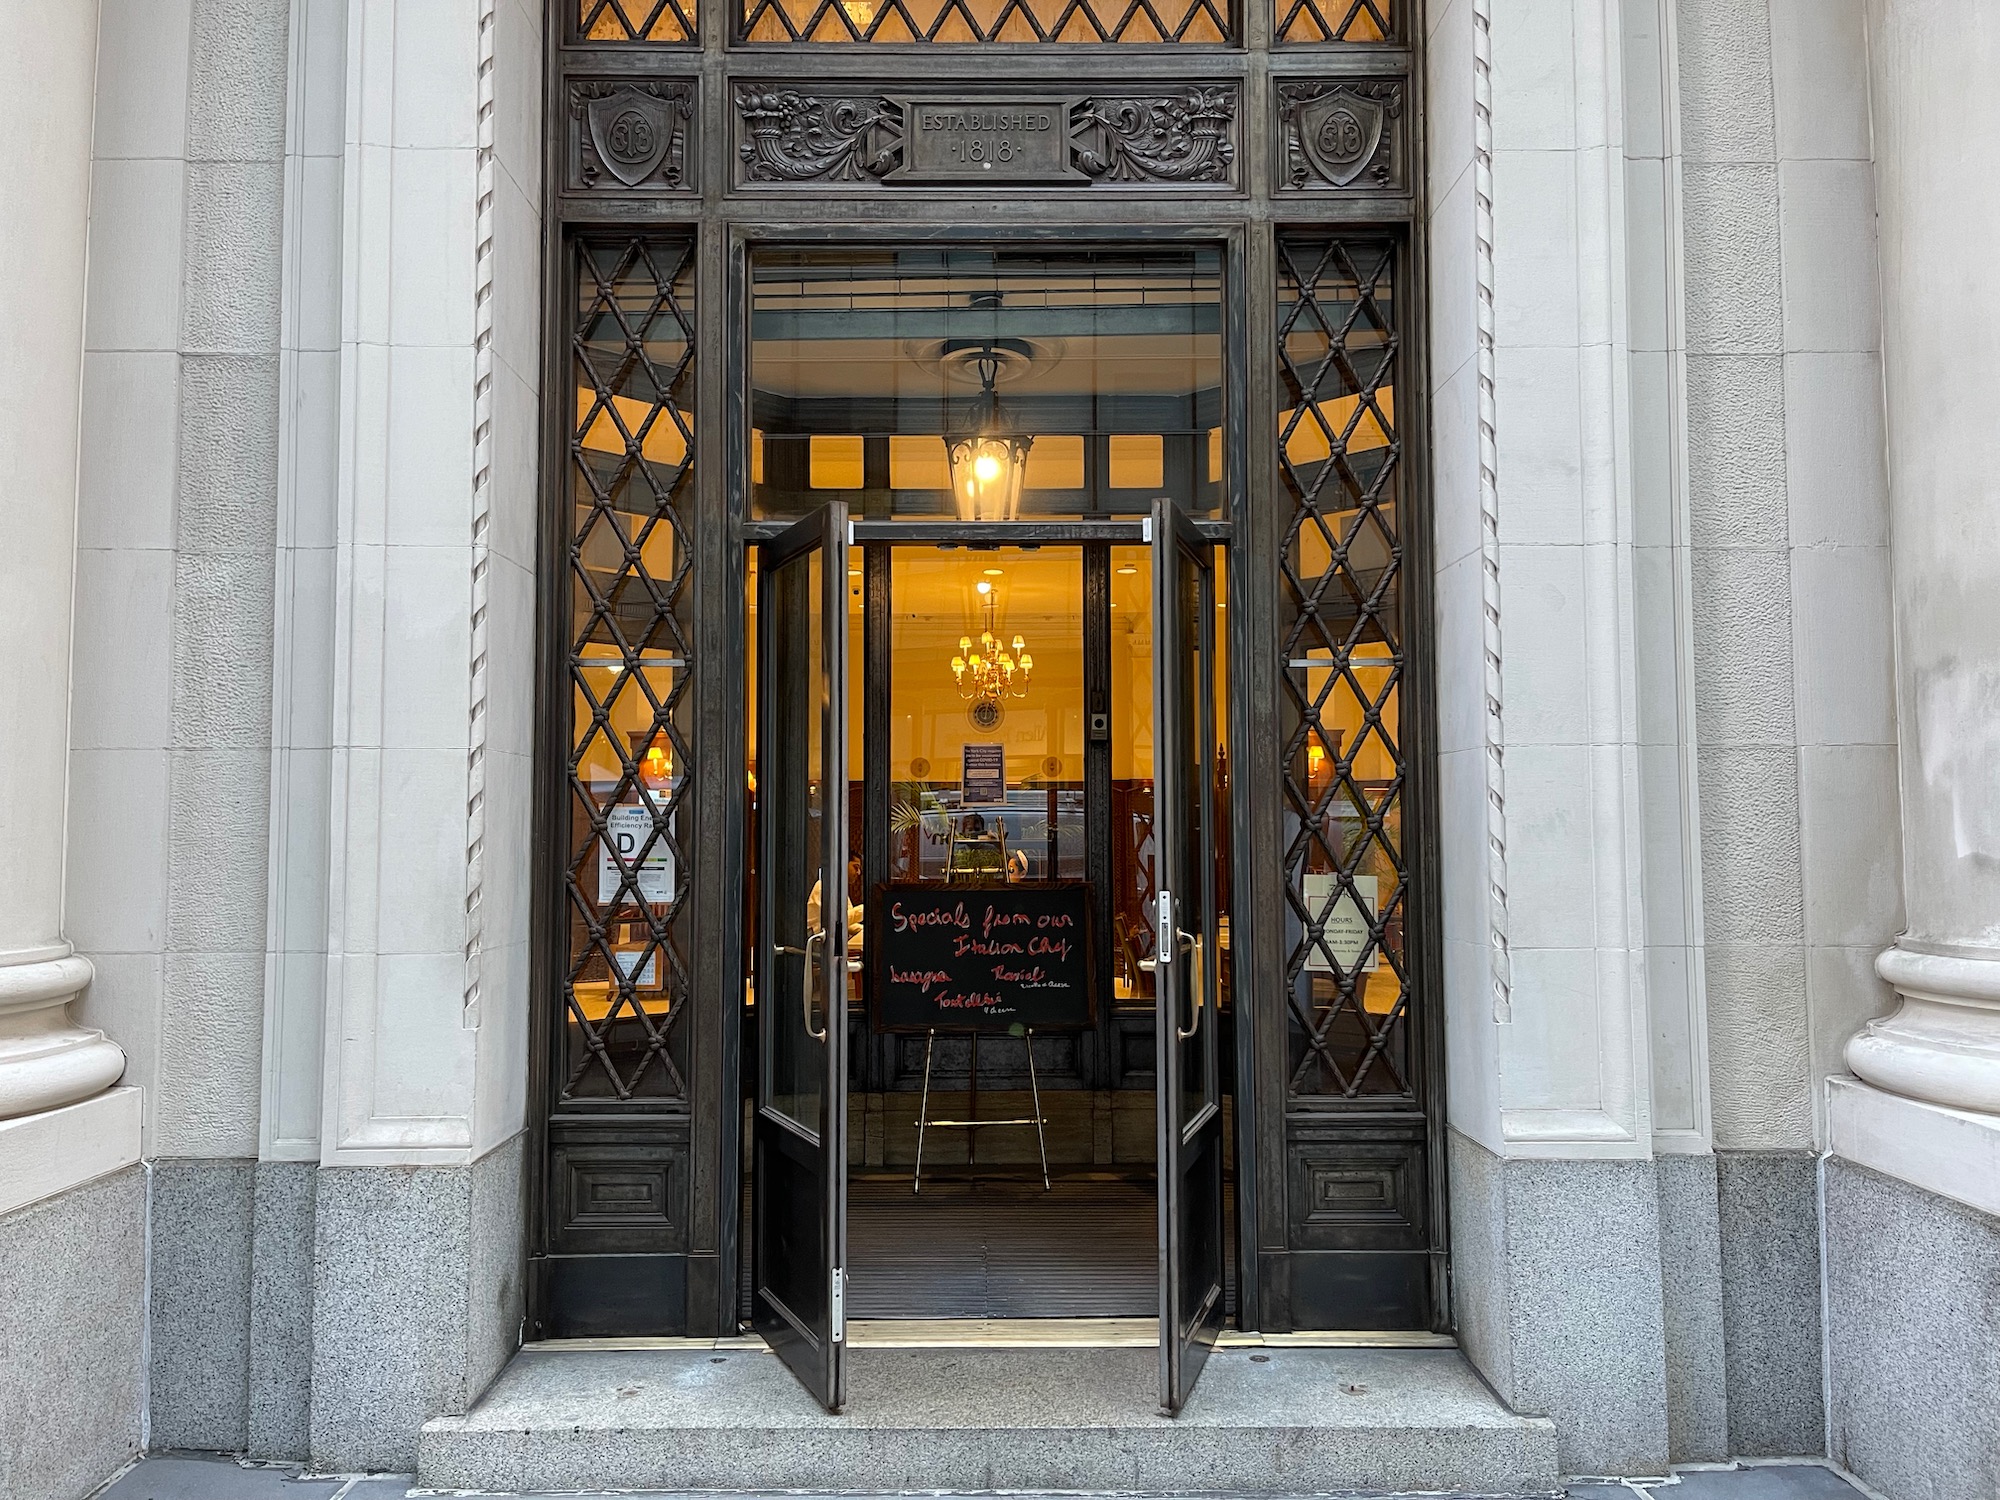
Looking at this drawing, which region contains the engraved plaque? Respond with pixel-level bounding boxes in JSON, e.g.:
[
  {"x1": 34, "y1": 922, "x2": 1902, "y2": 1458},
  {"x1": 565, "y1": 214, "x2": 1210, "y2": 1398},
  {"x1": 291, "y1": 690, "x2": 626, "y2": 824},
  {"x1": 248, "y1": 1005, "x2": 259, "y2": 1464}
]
[{"x1": 892, "y1": 97, "x2": 1085, "y2": 184}]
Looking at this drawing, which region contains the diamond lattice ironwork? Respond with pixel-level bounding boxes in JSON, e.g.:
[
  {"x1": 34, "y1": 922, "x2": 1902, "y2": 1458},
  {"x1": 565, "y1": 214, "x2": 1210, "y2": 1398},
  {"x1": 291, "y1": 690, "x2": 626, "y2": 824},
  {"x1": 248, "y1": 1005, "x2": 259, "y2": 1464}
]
[
  {"x1": 580, "y1": 0, "x2": 698, "y2": 40},
  {"x1": 740, "y1": 0, "x2": 1230, "y2": 44},
  {"x1": 1275, "y1": 237, "x2": 1411, "y2": 1103},
  {"x1": 562, "y1": 237, "x2": 698, "y2": 1104},
  {"x1": 1274, "y1": 0, "x2": 1391, "y2": 42}
]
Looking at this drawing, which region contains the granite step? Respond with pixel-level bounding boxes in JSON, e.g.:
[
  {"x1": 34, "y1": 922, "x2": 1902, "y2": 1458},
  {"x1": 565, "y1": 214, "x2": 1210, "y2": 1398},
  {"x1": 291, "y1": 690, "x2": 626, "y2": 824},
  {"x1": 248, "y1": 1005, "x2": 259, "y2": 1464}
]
[{"x1": 417, "y1": 1341, "x2": 1560, "y2": 1494}]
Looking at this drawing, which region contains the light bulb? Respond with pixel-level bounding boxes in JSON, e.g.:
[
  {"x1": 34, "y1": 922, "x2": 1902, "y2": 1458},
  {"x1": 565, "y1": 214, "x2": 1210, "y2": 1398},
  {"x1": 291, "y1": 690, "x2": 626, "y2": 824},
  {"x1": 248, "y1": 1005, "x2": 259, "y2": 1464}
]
[
  {"x1": 973, "y1": 452, "x2": 1002, "y2": 483},
  {"x1": 976, "y1": 579, "x2": 991, "y2": 595}
]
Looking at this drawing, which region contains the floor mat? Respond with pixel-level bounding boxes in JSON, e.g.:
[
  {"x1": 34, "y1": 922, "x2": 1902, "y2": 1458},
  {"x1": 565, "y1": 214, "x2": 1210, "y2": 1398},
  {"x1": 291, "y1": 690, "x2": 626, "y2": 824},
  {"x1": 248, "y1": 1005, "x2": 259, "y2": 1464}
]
[{"x1": 845, "y1": 1178, "x2": 1158, "y2": 1318}]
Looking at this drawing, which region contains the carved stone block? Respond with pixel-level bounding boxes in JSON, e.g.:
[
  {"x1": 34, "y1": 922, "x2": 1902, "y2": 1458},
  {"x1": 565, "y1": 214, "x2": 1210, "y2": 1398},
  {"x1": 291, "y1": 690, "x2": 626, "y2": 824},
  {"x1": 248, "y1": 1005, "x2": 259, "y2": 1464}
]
[
  {"x1": 1275, "y1": 79, "x2": 1404, "y2": 192},
  {"x1": 569, "y1": 80, "x2": 696, "y2": 192}
]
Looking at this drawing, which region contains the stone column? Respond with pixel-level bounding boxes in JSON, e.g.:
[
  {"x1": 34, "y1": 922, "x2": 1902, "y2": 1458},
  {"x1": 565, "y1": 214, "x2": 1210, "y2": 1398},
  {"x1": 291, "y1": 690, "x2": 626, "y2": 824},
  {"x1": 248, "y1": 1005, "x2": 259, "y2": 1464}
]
[
  {"x1": 0, "y1": 0, "x2": 125, "y2": 1120},
  {"x1": 1847, "y1": 0, "x2": 2000, "y2": 1115}
]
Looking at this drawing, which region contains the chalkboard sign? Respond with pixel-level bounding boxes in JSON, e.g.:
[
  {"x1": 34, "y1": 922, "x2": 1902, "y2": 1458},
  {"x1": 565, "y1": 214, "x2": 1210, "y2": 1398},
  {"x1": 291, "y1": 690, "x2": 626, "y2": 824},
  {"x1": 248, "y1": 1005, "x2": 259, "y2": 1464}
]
[{"x1": 873, "y1": 881, "x2": 1094, "y2": 1034}]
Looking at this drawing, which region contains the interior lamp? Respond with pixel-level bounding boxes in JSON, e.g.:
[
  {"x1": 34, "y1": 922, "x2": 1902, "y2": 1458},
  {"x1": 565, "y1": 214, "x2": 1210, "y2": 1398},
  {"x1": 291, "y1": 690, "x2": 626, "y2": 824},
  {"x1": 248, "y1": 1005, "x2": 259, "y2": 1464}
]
[{"x1": 944, "y1": 347, "x2": 1034, "y2": 522}]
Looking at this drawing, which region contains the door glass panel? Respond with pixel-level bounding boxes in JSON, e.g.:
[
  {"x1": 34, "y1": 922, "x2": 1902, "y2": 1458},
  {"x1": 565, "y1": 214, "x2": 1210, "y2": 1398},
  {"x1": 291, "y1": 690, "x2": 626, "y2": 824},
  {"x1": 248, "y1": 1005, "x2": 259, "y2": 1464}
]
[
  {"x1": 886, "y1": 548, "x2": 1086, "y2": 885},
  {"x1": 1109, "y1": 547, "x2": 1156, "y2": 999},
  {"x1": 1174, "y1": 542, "x2": 1214, "y2": 1133},
  {"x1": 749, "y1": 248, "x2": 1223, "y2": 521},
  {"x1": 763, "y1": 544, "x2": 828, "y2": 1133}
]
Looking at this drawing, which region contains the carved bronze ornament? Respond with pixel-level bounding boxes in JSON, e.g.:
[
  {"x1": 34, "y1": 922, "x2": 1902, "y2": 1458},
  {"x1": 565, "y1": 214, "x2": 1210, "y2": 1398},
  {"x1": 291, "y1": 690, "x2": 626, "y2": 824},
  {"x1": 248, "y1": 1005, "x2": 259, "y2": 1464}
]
[
  {"x1": 1276, "y1": 80, "x2": 1402, "y2": 192},
  {"x1": 571, "y1": 82, "x2": 695, "y2": 190},
  {"x1": 731, "y1": 85, "x2": 1239, "y2": 189}
]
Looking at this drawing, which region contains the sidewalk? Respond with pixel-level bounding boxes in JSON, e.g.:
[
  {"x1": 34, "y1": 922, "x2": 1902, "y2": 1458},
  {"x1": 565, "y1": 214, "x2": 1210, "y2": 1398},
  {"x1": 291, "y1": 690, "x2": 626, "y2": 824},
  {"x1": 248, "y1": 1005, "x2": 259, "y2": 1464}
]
[{"x1": 95, "y1": 1452, "x2": 1874, "y2": 1500}]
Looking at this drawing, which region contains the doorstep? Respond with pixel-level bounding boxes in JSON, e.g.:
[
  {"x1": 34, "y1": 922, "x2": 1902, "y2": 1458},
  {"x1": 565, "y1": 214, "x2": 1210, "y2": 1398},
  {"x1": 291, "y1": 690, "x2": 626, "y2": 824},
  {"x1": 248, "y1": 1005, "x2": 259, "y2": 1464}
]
[{"x1": 417, "y1": 1340, "x2": 1559, "y2": 1495}]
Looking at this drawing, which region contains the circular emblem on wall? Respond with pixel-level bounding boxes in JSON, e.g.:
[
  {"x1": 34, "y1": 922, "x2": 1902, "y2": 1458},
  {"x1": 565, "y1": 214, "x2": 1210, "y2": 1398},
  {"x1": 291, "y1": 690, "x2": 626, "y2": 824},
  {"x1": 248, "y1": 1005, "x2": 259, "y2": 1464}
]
[
  {"x1": 1315, "y1": 108, "x2": 1366, "y2": 167},
  {"x1": 909, "y1": 757, "x2": 931, "y2": 779},
  {"x1": 1041, "y1": 756, "x2": 1063, "y2": 779},
  {"x1": 606, "y1": 109, "x2": 658, "y2": 165},
  {"x1": 968, "y1": 700, "x2": 1004, "y2": 732}
]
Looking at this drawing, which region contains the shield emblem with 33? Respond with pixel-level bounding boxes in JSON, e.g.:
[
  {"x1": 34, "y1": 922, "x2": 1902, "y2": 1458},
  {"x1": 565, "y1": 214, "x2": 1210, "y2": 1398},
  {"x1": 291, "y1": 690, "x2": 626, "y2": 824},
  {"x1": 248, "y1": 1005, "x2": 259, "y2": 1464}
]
[
  {"x1": 586, "y1": 87, "x2": 676, "y2": 187},
  {"x1": 1296, "y1": 87, "x2": 1384, "y2": 188}
]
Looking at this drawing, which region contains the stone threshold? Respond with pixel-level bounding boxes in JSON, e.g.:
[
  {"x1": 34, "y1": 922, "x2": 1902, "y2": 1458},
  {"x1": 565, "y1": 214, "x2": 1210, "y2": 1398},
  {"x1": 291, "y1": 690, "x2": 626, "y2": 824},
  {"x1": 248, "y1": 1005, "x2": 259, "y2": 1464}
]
[
  {"x1": 531, "y1": 1317, "x2": 1461, "y2": 1351},
  {"x1": 418, "y1": 1341, "x2": 1558, "y2": 1495}
]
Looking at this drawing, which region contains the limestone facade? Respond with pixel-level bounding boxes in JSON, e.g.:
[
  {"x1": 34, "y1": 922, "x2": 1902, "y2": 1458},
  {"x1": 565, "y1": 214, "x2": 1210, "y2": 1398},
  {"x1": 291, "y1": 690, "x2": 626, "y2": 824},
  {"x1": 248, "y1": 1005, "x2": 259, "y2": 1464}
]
[{"x1": 0, "y1": 0, "x2": 1995, "y2": 1496}]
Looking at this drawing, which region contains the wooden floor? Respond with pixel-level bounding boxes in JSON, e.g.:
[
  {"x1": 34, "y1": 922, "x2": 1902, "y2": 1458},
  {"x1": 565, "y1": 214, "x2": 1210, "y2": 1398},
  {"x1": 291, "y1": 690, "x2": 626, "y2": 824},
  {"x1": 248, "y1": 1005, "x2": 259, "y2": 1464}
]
[{"x1": 846, "y1": 1176, "x2": 1158, "y2": 1318}]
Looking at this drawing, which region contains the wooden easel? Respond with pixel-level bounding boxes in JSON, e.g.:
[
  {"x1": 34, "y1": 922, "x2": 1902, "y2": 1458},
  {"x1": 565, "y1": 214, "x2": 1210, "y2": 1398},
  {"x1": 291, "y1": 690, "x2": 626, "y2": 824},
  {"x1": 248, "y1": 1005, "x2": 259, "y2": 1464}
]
[{"x1": 911, "y1": 1027, "x2": 1050, "y2": 1193}]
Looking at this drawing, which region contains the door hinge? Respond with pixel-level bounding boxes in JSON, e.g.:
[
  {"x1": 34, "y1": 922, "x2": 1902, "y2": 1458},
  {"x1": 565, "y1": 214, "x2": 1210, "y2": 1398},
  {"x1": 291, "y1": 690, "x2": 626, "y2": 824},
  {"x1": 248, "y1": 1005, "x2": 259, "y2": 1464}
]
[{"x1": 831, "y1": 1266, "x2": 846, "y2": 1341}]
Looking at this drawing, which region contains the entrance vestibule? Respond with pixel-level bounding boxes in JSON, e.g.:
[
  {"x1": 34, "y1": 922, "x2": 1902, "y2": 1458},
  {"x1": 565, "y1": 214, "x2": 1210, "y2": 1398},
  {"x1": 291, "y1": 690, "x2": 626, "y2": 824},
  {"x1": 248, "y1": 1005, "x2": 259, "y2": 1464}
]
[
  {"x1": 541, "y1": 219, "x2": 1436, "y2": 1410},
  {"x1": 745, "y1": 540, "x2": 1235, "y2": 1326}
]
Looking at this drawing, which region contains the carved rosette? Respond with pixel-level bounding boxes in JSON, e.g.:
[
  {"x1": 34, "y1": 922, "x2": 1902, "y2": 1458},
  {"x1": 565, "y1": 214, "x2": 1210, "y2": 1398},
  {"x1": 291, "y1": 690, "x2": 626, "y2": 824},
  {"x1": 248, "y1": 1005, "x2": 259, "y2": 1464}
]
[
  {"x1": 1276, "y1": 80, "x2": 1404, "y2": 192},
  {"x1": 569, "y1": 80, "x2": 695, "y2": 192},
  {"x1": 730, "y1": 85, "x2": 1240, "y2": 189}
]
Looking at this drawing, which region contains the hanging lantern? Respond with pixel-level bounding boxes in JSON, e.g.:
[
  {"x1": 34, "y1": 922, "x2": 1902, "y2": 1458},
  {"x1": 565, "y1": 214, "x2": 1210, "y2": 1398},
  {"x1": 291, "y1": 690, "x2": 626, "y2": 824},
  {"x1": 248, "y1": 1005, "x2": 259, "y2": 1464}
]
[{"x1": 943, "y1": 347, "x2": 1034, "y2": 522}]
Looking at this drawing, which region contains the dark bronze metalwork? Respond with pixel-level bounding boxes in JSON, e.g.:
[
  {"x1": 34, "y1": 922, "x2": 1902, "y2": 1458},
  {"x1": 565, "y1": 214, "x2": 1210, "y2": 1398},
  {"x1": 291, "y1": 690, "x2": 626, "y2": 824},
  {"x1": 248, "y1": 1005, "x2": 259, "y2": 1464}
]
[
  {"x1": 1275, "y1": 81, "x2": 1404, "y2": 192},
  {"x1": 731, "y1": 86, "x2": 1239, "y2": 189},
  {"x1": 580, "y1": 0, "x2": 698, "y2": 42},
  {"x1": 571, "y1": 81, "x2": 697, "y2": 190},
  {"x1": 537, "y1": 0, "x2": 1437, "y2": 1350},
  {"x1": 1274, "y1": 0, "x2": 1395, "y2": 44},
  {"x1": 738, "y1": 0, "x2": 1233, "y2": 47}
]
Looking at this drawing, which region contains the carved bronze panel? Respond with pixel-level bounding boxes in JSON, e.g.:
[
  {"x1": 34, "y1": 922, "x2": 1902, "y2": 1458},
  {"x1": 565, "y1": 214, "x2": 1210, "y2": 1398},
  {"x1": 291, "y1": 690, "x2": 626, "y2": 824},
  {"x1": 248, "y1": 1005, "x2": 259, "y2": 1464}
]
[
  {"x1": 1276, "y1": 81, "x2": 1403, "y2": 193},
  {"x1": 569, "y1": 82, "x2": 697, "y2": 193},
  {"x1": 732, "y1": 85, "x2": 1239, "y2": 189}
]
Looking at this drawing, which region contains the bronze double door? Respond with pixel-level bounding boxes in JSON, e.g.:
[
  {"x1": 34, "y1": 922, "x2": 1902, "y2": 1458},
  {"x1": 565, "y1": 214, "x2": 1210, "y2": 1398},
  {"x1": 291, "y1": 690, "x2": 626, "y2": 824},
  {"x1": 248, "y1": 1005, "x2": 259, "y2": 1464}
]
[{"x1": 750, "y1": 498, "x2": 1227, "y2": 1414}]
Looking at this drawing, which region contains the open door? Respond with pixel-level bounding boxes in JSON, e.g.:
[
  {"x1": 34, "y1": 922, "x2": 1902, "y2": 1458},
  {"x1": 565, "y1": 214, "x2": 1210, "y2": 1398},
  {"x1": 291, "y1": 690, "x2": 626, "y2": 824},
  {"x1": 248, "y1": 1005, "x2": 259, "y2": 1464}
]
[
  {"x1": 1152, "y1": 496, "x2": 1226, "y2": 1415},
  {"x1": 753, "y1": 502, "x2": 850, "y2": 1411}
]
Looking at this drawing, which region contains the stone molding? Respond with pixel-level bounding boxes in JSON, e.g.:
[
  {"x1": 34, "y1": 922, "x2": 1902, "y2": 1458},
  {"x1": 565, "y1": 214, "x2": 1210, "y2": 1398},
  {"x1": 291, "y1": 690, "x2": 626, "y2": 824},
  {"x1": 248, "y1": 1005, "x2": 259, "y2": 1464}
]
[
  {"x1": 1828, "y1": 1072, "x2": 2000, "y2": 1219},
  {"x1": 0, "y1": 1085, "x2": 141, "y2": 1216},
  {"x1": 0, "y1": 953, "x2": 123, "y2": 1120},
  {"x1": 1848, "y1": 945, "x2": 2000, "y2": 1115}
]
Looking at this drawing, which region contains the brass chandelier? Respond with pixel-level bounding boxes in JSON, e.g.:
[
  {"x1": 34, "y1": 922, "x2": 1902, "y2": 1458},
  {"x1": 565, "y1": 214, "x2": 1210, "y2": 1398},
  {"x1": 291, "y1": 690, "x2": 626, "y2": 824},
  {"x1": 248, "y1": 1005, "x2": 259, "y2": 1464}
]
[{"x1": 951, "y1": 579, "x2": 1032, "y2": 718}]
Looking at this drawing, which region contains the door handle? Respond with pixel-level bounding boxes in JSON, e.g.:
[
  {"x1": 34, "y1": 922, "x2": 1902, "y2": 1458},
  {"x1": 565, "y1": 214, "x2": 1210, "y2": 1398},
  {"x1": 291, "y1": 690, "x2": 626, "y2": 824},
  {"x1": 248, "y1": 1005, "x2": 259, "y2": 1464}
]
[
  {"x1": 773, "y1": 930, "x2": 830, "y2": 1041},
  {"x1": 1176, "y1": 930, "x2": 1202, "y2": 1040}
]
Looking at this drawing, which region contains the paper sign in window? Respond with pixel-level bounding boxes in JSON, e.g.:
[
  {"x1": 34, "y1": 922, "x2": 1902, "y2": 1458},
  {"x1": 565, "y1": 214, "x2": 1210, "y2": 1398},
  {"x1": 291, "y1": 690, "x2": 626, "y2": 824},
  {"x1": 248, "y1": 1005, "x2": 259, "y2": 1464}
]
[
  {"x1": 599, "y1": 803, "x2": 676, "y2": 905},
  {"x1": 1301, "y1": 873, "x2": 1379, "y2": 972}
]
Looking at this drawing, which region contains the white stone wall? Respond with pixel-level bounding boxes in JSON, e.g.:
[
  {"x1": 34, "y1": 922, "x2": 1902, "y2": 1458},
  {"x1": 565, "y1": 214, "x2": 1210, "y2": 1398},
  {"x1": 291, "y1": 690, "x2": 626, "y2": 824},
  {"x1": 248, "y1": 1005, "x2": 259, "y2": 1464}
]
[
  {"x1": 1677, "y1": 0, "x2": 1900, "y2": 1151},
  {"x1": 71, "y1": 0, "x2": 294, "y2": 1160}
]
